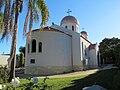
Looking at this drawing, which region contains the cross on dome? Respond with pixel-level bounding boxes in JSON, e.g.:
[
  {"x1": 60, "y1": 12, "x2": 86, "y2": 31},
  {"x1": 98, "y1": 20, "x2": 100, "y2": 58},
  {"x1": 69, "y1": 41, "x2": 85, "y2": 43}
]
[{"x1": 66, "y1": 9, "x2": 72, "y2": 15}]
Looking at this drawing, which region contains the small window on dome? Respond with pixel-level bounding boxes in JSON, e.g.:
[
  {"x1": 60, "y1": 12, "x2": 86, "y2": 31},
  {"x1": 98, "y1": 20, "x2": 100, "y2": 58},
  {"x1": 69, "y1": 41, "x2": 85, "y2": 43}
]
[
  {"x1": 72, "y1": 26, "x2": 74, "y2": 31},
  {"x1": 65, "y1": 26, "x2": 67, "y2": 28}
]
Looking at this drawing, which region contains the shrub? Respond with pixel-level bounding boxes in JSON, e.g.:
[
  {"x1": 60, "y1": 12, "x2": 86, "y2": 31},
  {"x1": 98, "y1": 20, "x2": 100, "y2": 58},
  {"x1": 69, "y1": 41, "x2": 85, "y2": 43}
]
[
  {"x1": 113, "y1": 70, "x2": 120, "y2": 90},
  {"x1": 0, "y1": 65, "x2": 9, "y2": 83},
  {"x1": 19, "y1": 52, "x2": 24, "y2": 67},
  {"x1": 3, "y1": 77, "x2": 52, "y2": 90}
]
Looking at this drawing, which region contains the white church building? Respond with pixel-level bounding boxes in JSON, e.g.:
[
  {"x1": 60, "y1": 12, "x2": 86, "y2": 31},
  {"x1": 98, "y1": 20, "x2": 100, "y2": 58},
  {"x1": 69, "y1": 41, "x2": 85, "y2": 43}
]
[{"x1": 25, "y1": 15, "x2": 98, "y2": 75}]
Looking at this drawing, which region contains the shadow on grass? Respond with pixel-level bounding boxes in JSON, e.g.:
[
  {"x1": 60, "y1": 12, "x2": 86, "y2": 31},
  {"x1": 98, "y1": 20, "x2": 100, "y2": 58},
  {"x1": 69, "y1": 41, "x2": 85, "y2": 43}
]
[{"x1": 61, "y1": 68, "x2": 118, "y2": 90}]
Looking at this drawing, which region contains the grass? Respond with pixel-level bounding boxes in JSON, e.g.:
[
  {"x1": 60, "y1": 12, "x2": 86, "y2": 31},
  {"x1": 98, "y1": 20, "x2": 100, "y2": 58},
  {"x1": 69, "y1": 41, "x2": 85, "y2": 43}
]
[
  {"x1": 19, "y1": 68, "x2": 118, "y2": 90},
  {"x1": 61, "y1": 68, "x2": 118, "y2": 90},
  {"x1": 19, "y1": 75, "x2": 88, "y2": 90},
  {"x1": 2, "y1": 68, "x2": 119, "y2": 90}
]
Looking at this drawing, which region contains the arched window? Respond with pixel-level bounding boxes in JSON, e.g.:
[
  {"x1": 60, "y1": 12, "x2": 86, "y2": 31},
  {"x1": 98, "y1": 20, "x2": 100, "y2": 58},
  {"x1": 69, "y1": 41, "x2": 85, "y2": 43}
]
[
  {"x1": 65, "y1": 26, "x2": 67, "y2": 28},
  {"x1": 31, "y1": 39, "x2": 36, "y2": 53},
  {"x1": 72, "y1": 25, "x2": 74, "y2": 31},
  {"x1": 28, "y1": 43, "x2": 30, "y2": 53},
  {"x1": 39, "y1": 42, "x2": 42, "y2": 52}
]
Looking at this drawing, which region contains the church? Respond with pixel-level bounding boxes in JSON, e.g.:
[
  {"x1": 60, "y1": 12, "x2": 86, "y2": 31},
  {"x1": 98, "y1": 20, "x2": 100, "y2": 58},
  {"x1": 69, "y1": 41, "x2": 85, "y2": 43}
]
[{"x1": 25, "y1": 14, "x2": 99, "y2": 75}]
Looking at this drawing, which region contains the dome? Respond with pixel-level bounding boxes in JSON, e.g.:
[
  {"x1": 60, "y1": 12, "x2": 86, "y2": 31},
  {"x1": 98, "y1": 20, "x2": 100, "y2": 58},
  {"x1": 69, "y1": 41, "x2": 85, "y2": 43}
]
[
  {"x1": 81, "y1": 31, "x2": 88, "y2": 39},
  {"x1": 60, "y1": 16, "x2": 79, "y2": 26},
  {"x1": 81, "y1": 31, "x2": 88, "y2": 35}
]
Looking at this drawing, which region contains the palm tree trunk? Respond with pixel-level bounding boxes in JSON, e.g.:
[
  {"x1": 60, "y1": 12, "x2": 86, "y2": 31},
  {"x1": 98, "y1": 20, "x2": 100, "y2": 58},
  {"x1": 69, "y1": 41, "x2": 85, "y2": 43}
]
[{"x1": 8, "y1": 2, "x2": 19, "y2": 82}]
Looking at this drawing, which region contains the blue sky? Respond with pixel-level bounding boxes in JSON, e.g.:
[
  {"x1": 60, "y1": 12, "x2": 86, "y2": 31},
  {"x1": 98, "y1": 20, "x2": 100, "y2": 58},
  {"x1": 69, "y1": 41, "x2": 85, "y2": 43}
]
[{"x1": 0, "y1": 0, "x2": 120, "y2": 54}]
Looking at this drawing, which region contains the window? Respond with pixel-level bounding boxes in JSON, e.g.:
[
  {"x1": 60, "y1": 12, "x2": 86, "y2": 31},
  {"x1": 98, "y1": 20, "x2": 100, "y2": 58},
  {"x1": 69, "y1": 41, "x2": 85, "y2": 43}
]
[
  {"x1": 31, "y1": 39, "x2": 36, "y2": 53},
  {"x1": 28, "y1": 43, "x2": 30, "y2": 53},
  {"x1": 30, "y1": 59, "x2": 35, "y2": 64},
  {"x1": 39, "y1": 42, "x2": 42, "y2": 52},
  {"x1": 72, "y1": 25, "x2": 74, "y2": 31},
  {"x1": 65, "y1": 26, "x2": 67, "y2": 28}
]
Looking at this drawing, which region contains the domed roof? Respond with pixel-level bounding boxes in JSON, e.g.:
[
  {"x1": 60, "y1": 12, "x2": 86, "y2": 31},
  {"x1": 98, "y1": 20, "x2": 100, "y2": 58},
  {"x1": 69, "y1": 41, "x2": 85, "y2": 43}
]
[
  {"x1": 60, "y1": 16, "x2": 79, "y2": 25},
  {"x1": 81, "y1": 31, "x2": 88, "y2": 35}
]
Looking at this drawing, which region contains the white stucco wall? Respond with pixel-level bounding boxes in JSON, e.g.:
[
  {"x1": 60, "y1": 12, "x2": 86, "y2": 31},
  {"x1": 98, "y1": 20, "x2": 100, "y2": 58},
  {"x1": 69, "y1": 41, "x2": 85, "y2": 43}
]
[
  {"x1": 0, "y1": 55, "x2": 9, "y2": 66},
  {"x1": 89, "y1": 49, "x2": 98, "y2": 68},
  {"x1": 80, "y1": 37, "x2": 91, "y2": 61},
  {"x1": 48, "y1": 25, "x2": 92, "y2": 70},
  {"x1": 25, "y1": 30, "x2": 72, "y2": 74},
  {"x1": 70, "y1": 32, "x2": 82, "y2": 70}
]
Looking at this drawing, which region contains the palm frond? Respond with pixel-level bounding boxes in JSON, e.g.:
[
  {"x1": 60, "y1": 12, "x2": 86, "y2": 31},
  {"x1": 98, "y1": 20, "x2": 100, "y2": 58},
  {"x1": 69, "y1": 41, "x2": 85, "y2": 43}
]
[
  {"x1": 23, "y1": 0, "x2": 31, "y2": 35},
  {"x1": 32, "y1": 4, "x2": 40, "y2": 23},
  {"x1": 23, "y1": 0, "x2": 49, "y2": 35},
  {"x1": 0, "y1": 0, "x2": 4, "y2": 12},
  {"x1": 37, "y1": 0, "x2": 49, "y2": 27},
  {"x1": 29, "y1": 7, "x2": 33, "y2": 32},
  {"x1": 0, "y1": 12, "x2": 3, "y2": 31},
  {"x1": 10, "y1": 2, "x2": 15, "y2": 36},
  {"x1": 19, "y1": 0, "x2": 23, "y2": 13},
  {"x1": 1, "y1": 0, "x2": 11, "y2": 40}
]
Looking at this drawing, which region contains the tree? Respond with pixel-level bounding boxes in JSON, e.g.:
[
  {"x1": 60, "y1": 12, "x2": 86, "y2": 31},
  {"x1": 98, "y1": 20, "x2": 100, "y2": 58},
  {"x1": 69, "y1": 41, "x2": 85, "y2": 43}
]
[
  {"x1": 0, "y1": 0, "x2": 49, "y2": 82},
  {"x1": 19, "y1": 46, "x2": 25, "y2": 57},
  {"x1": 99, "y1": 37, "x2": 120, "y2": 64},
  {"x1": 19, "y1": 46, "x2": 25, "y2": 67},
  {"x1": 0, "y1": 0, "x2": 23, "y2": 82},
  {"x1": 19, "y1": 52, "x2": 24, "y2": 67},
  {"x1": 23, "y1": 0, "x2": 49, "y2": 35},
  {"x1": 114, "y1": 43, "x2": 120, "y2": 68}
]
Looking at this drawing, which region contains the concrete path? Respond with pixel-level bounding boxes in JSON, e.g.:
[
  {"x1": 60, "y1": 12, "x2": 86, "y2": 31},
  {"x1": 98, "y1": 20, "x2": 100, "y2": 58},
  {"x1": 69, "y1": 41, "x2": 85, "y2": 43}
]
[
  {"x1": 46, "y1": 69, "x2": 99, "y2": 78},
  {"x1": 100, "y1": 64, "x2": 117, "y2": 70},
  {"x1": 43, "y1": 64, "x2": 117, "y2": 78},
  {"x1": 16, "y1": 64, "x2": 118, "y2": 78}
]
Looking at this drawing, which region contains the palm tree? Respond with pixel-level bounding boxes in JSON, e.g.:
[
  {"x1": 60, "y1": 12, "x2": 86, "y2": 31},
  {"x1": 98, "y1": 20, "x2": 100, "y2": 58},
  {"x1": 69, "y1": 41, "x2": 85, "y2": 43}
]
[
  {"x1": 0, "y1": 0, "x2": 49, "y2": 82},
  {"x1": 0, "y1": 0, "x2": 23, "y2": 82},
  {"x1": 23, "y1": 0, "x2": 49, "y2": 35}
]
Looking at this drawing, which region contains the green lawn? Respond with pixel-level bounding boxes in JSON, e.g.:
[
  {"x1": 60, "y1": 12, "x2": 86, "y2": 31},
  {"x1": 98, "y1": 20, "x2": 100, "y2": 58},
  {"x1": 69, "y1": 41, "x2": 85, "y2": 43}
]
[
  {"x1": 20, "y1": 75, "x2": 88, "y2": 90},
  {"x1": 1, "y1": 68, "x2": 119, "y2": 90},
  {"x1": 18, "y1": 68, "x2": 119, "y2": 90}
]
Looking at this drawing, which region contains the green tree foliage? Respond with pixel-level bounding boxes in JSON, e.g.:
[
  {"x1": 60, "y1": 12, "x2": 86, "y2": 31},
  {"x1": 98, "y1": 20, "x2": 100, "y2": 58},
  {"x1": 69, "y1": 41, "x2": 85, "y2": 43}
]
[
  {"x1": 99, "y1": 37, "x2": 120, "y2": 65},
  {"x1": 0, "y1": 65, "x2": 9, "y2": 83},
  {"x1": 19, "y1": 52, "x2": 24, "y2": 67},
  {"x1": 19, "y1": 46, "x2": 25, "y2": 56},
  {"x1": 16, "y1": 54, "x2": 20, "y2": 67},
  {"x1": 0, "y1": 12, "x2": 3, "y2": 31},
  {"x1": 19, "y1": 46, "x2": 25, "y2": 67},
  {"x1": 23, "y1": 0, "x2": 49, "y2": 35},
  {"x1": 114, "y1": 43, "x2": 120, "y2": 68}
]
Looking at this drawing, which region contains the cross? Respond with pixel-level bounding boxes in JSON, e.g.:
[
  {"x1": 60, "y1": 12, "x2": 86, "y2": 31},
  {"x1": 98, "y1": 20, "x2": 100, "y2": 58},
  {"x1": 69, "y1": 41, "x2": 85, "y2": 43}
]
[
  {"x1": 82, "y1": 28, "x2": 85, "y2": 30},
  {"x1": 66, "y1": 9, "x2": 72, "y2": 16}
]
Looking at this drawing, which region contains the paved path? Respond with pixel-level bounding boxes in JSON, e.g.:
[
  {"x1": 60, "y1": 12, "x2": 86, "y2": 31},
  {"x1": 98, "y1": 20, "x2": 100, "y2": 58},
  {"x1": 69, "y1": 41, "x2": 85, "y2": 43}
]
[
  {"x1": 42, "y1": 64, "x2": 117, "y2": 78},
  {"x1": 46, "y1": 69, "x2": 99, "y2": 78},
  {"x1": 100, "y1": 64, "x2": 117, "y2": 70},
  {"x1": 16, "y1": 64, "x2": 118, "y2": 78}
]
